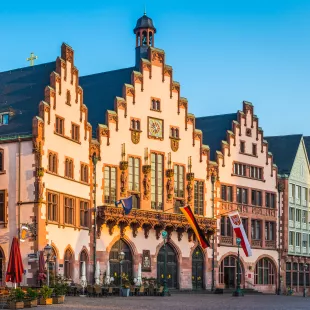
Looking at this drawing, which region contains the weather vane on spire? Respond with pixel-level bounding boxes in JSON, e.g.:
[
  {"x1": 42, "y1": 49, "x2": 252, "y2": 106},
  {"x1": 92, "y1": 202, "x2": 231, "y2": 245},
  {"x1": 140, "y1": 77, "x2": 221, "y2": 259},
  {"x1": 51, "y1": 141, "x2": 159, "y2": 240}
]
[
  {"x1": 27, "y1": 52, "x2": 38, "y2": 66},
  {"x1": 144, "y1": 4, "x2": 146, "y2": 16}
]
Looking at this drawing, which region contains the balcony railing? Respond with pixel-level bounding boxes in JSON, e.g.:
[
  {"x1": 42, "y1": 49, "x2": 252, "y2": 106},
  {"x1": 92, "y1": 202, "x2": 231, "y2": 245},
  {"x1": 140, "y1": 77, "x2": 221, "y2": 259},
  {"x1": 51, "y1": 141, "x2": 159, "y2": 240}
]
[
  {"x1": 251, "y1": 239, "x2": 262, "y2": 248},
  {"x1": 96, "y1": 205, "x2": 217, "y2": 239},
  {"x1": 265, "y1": 240, "x2": 276, "y2": 249},
  {"x1": 220, "y1": 236, "x2": 233, "y2": 245},
  {"x1": 220, "y1": 202, "x2": 276, "y2": 217}
]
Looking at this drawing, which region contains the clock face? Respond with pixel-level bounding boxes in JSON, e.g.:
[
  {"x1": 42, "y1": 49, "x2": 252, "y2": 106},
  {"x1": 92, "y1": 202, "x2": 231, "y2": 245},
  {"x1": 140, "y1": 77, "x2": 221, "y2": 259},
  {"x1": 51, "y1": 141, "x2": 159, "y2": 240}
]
[{"x1": 148, "y1": 118, "x2": 163, "y2": 139}]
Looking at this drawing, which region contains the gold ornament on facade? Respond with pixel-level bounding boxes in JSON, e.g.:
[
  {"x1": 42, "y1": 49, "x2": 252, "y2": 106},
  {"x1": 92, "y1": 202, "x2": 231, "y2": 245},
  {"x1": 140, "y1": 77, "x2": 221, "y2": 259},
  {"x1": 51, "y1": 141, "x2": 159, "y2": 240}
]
[
  {"x1": 170, "y1": 138, "x2": 179, "y2": 152},
  {"x1": 131, "y1": 130, "x2": 140, "y2": 144},
  {"x1": 142, "y1": 166, "x2": 151, "y2": 200}
]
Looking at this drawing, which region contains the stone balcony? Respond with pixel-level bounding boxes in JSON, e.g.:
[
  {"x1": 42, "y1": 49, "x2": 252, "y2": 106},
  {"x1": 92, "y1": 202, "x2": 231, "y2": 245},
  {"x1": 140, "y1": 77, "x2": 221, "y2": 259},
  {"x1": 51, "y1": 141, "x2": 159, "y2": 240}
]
[
  {"x1": 251, "y1": 239, "x2": 262, "y2": 248},
  {"x1": 219, "y1": 202, "x2": 276, "y2": 217},
  {"x1": 265, "y1": 240, "x2": 276, "y2": 249},
  {"x1": 220, "y1": 236, "x2": 233, "y2": 246},
  {"x1": 96, "y1": 205, "x2": 217, "y2": 241}
]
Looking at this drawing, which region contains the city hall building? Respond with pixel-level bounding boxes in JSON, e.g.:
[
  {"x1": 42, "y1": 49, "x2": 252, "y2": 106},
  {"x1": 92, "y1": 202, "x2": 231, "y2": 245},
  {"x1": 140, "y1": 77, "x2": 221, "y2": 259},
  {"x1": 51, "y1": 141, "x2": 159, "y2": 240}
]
[{"x1": 0, "y1": 13, "x2": 305, "y2": 293}]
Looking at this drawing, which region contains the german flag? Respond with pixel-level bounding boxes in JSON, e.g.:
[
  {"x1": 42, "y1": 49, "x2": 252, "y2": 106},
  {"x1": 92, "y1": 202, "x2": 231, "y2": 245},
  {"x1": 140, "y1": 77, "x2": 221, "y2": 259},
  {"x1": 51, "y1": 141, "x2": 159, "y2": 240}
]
[{"x1": 180, "y1": 205, "x2": 210, "y2": 249}]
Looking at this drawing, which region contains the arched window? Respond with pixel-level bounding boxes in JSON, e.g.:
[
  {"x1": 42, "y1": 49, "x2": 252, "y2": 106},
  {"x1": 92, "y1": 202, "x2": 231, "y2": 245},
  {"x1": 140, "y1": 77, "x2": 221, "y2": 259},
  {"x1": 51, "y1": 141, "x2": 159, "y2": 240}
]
[
  {"x1": 0, "y1": 247, "x2": 5, "y2": 285},
  {"x1": 137, "y1": 32, "x2": 141, "y2": 46},
  {"x1": 156, "y1": 100, "x2": 160, "y2": 111},
  {"x1": 65, "y1": 159, "x2": 74, "y2": 178},
  {"x1": 219, "y1": 255, "x2": 244, "y2": 288},
  {"x1": 142, "y1": 31, "x2": 147, "y2": 46},
  {"x1": 48, "y1": 247, "x2": 58, "y2": 281},
  {"x1": 64, "y1": 249, "x2": 73, "y2": 279},
  {"x1": 254, "y1": 258, "x2": 275, "y2": 285},
  {"x1": 79, "y1": 250, "x2": 88, "y2": 278},
  {"x1": 149, "y1": 31, "x2": 153, "y2": 46},
  {"x1": 53, "y1": 154, "x2": 57, "y2": 173},
  {"x1": 109, "y1": 239, "x2": 133, "y2": 285}
]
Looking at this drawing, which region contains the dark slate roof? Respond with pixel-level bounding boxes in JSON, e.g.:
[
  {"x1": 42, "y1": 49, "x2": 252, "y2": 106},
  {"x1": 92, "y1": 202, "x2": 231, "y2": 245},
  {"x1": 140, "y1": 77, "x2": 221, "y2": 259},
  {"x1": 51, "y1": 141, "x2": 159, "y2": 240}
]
[
  {"x1": 80, "y1": 67, "x2": 134, "y2": 130},
  {"x1": 0, "y1": 62, "x2": 55, "y2": 135},
  {"x1": 0, "y1": 63, "x2": 135, "y2": 136},
  {"x1": 196, "y1": 113, "x2": 237, "y2": 161},
  {"x1": 134, "y1": 14, "x2": 156, "y2": 33},
  {"x1": 265, "y1": 134, "x2": 302, "y2": 175}
]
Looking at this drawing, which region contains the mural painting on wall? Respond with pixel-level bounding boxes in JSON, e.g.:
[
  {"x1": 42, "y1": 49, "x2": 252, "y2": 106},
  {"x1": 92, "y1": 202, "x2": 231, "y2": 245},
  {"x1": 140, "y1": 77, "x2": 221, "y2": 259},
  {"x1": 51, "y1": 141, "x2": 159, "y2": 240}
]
[{"x1": 142, "y1": 250, "x2": 151, "y2": 272}]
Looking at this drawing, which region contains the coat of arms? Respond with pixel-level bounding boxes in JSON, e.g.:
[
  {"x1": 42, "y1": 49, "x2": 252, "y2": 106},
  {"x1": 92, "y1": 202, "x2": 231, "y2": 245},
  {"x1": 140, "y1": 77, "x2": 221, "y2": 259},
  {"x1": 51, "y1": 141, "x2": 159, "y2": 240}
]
[{"x1": 230, "y1": 214, "x2": 241, "y2": 226}]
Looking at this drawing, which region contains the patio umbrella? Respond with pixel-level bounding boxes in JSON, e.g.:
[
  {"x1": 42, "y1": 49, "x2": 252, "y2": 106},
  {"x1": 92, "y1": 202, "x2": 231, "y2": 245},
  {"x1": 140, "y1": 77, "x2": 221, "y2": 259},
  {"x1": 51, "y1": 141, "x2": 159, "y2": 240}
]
[
  {"x1": 105, "y1": 261, "x2": 110, "y2": 285},
  {"x1": 95, "y1": 261, "x2": 100, "y2": 285},
  {"x1": 80, "y1": 261, "x2": 87, "y2": 295},
  {"x1": 38, "y1": 251, "x2": 46, "y2": 283},
  {"x1": 136, "y1": 263, "x2": 142, "y2": 286},
  {"x1": 6, "y1": 237, "x2": 24, "y2": 287}
]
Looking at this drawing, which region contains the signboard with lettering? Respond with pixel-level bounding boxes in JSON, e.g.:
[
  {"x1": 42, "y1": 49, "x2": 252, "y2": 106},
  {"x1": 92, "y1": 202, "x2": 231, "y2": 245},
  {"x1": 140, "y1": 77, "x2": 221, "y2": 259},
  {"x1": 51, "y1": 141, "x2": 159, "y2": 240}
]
[{"x1": 28, "y1": 252, "x2": 39, "y2": 262}]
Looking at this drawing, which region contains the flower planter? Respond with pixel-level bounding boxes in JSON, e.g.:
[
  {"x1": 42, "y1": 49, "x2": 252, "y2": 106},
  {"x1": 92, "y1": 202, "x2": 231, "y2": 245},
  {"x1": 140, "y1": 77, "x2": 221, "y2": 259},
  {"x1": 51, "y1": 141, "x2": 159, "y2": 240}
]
[
  {"x1": 24, "y1": 300, "x2": 38, "y2": 308},
  {"x1": 9, "y1": 301, "x2": 24, "y2": 309},
  {"x1": 121, "y1": 288, "x2": 130, "y2": 297},
  {"x1": 39, "y1": 298, "x2": 52, "y2": 305},
  {"x1": 52, "y1": 296, "x2": 65, "y2": 304}
]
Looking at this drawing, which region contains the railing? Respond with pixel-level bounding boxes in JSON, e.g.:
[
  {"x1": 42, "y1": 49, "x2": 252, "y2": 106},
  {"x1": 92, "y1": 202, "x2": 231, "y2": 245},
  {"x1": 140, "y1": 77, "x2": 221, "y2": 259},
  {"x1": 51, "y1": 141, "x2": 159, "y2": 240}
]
[
  {"x1": 265, "y1": 240, "x2": 276, "y2": 249},
  {"x1": 0, "y1": 131, "x2": 32, "y2": 141},
  {"x1": 220, "y1": 202, "x2": 276, "y2": 217},
  {"x1": 295, "y1": 222, "x2": 301, "y2": 229},
  {"x1": 251, "y1": 239, "x2": 262, "y2": 248},
  {"x1": 220, "y1": 236, "x2": 233, "y2": 245}
]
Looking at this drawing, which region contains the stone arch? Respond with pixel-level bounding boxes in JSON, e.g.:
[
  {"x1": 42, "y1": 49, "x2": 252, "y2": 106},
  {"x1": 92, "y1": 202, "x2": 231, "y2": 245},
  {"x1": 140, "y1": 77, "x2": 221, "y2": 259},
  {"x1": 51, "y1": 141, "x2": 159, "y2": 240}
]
[
  {"x1": 154, "y1": 238, "x2": 182, "y2": 263},
  {"x1": 155, "y1": 239, "x2": 181, "y2": 289},
  {"x1": 51, "y1": 242, "x2": 59, "y2": 258},
  {"x1": 108, "y1": 237, "x2": 134, "y2": 285},
  {"x1": 218, "y1": 252, "x2": 246, "y2": 289},
  {"x1": 254, "y1": 254, "x2": 277, "y2": 286},
  {"x1": 63, "y1": 245, "x2": 74, "y2": 280},
  {"x1": 190, "y1": 243, "x2": 206, "y2": 290},
  {"x1": 254, "y1": 254, "x2": 278, "y2": 273},
  {"x1": 106, "y1": 234, "x2": 139, "y2": 258},
  {"x1": 79, "y1": 247, "x2": 90, "y2": 280}
]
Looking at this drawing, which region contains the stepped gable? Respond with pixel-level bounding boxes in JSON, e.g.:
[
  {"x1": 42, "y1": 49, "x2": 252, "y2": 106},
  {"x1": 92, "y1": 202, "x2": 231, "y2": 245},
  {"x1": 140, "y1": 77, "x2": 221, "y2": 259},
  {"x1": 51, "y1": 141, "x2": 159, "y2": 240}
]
[
  {"x1": 0, "y1": 62, "x2": 55, "y2": 135},
  {"x1": 79, "y1": 67, "x2": 134, "y2": 131},
  {"x1": 196, "y1": 113, "x2": 237, "y2": 161},
  {"x1": 265, "y1": 134, "x2": 303, "y2": 175}
]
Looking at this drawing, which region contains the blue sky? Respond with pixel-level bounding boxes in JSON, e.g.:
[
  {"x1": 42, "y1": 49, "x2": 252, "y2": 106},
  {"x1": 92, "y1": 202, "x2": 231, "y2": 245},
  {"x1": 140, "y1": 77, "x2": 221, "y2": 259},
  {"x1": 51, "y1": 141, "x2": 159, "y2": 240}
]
[{"x1": 1, "y1": 1, "x2": 310, "y2": 136}]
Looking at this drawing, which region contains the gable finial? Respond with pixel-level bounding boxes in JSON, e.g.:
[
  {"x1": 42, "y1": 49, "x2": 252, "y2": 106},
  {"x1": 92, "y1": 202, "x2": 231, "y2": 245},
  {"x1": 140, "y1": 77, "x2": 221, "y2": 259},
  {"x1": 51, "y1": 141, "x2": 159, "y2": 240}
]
[{"x1": 144, "y1": 4, "x2": 146, "y2": 15}]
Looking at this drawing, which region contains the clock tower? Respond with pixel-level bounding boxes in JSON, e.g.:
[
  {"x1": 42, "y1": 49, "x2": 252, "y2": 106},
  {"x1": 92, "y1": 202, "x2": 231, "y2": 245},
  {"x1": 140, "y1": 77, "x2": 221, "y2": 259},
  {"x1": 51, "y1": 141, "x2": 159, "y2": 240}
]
[{"x1": 134, "y1": 12, "x2": 157, "y2": 67}]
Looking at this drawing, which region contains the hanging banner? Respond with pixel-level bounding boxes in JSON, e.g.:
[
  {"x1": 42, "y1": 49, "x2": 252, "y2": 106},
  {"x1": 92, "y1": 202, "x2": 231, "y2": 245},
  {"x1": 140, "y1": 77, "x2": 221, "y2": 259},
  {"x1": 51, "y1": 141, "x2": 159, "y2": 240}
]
[{"x1": 228, "y1": 211, "x2": 252, "y2": 257}]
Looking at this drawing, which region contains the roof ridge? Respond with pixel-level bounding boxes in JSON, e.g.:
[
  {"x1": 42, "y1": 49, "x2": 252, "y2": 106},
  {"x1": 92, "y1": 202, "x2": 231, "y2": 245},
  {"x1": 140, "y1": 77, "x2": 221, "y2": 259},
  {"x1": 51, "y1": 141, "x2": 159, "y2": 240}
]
[
  {"x1": 196, "y1": 112, "x2": 237, "y2": 119},
  {"x1": 80, "y1": 66, "x2": 136, "y2": 79},
  {"x1": 0, "y1": 61, "x2": 55, "y2": 75}
]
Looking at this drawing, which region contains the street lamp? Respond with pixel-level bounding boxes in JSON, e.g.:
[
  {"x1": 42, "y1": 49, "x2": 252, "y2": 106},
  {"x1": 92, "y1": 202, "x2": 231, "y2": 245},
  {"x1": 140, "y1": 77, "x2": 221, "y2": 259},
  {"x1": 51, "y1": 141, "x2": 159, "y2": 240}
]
[
  {"x1": 118, "y1": 251, "x2": 125, "y2": 296},
  {"x1": 162, "y1": 230, "x2": 169, "y2": 296},
  {"x1": 211, "y1": 174, "x2": 216, "y2": 292},
  {"x1": 44, "y1": 244, "x2": 52, "y2": 287},
  {"x1": 92, "y1": 153, "x2": 98, "y2": 285},
  {"x1": 233, "y1": 238, "x2": 243, "y2": 297},
  {"x1": 303, "y1": 264, "x2": 308, "y2": 298},
  {"x1": 277, "y1": 180, "x2": 284, "y2": 295}
]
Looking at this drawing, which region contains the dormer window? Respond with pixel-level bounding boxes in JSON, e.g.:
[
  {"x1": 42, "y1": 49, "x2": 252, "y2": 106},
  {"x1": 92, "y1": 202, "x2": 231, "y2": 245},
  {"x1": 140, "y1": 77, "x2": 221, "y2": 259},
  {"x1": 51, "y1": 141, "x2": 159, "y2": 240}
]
[
  {"x1": 0, "y1": 113, "x2": 9, "y2": 125},
  {"x1": 151, "y1": 98, "x2": 161, "y2": 112}
]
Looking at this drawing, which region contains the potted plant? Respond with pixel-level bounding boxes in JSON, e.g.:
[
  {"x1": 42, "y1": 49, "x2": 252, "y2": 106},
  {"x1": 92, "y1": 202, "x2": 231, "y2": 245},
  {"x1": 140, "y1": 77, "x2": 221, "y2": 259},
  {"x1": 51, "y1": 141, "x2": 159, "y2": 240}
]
[
  {"x1": 24, "y1": 288, "x2": 38, "y2": 308},
  {"x1": 52, "y1": 283, "x2": 67, "y2": 304},
  {"x1": 9, "y1": 288, "x2": 25, "y2": 309},
  {"x1": 39, "y1": 286, "x2": 53, "y2": 305},
  {"x1": 121, "y1": 274, "x2": 130, "y2": 297}
]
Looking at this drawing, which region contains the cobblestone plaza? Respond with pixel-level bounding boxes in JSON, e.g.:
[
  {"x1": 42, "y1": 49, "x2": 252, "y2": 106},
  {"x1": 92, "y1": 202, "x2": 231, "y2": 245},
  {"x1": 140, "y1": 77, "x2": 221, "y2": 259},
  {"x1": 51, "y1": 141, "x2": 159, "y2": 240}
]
[{"x1": 37, "y1": 295, "x2": 310, "y2": 310}]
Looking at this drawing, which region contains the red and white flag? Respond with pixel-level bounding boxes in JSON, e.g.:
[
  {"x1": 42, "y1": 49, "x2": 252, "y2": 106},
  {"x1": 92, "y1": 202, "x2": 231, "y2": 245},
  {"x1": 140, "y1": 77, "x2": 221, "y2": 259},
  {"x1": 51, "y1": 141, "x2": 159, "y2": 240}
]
[{"x1": 228, "y1": 211, "x2": 252, "y2": 257}]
